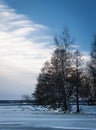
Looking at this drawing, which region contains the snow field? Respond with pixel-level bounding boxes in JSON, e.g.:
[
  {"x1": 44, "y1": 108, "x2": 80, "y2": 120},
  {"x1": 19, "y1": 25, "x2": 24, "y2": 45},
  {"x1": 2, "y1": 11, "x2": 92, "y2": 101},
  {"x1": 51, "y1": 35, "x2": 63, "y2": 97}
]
[{"x1": 0, "y1": 105, "x2": 96, "y2": 130}]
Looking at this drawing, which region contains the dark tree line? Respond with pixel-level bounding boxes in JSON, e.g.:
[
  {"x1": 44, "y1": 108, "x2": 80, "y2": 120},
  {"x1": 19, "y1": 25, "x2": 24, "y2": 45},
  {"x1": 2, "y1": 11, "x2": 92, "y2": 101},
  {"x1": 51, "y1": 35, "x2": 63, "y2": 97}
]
[{"x1": 33, "y1": 28, "x2": 96, "y2": 113}]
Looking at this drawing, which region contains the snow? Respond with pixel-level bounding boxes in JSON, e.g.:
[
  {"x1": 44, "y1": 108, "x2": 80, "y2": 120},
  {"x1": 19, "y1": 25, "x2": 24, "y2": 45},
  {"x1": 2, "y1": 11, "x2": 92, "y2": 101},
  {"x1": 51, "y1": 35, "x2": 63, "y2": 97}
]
[
  {"x1": 71, "y1": 105, "x2": 96, "y2": 115},
  {"x1": 80, "y1": 105, "x2": 96, "y2": 115},
  {"x1": 0, "y1": 105, "x2": 96, "y2": 130}
]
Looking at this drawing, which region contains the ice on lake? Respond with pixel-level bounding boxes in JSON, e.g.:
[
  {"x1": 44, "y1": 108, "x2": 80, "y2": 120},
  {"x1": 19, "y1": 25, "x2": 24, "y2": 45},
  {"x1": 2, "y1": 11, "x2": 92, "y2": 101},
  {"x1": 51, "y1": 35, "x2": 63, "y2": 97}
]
[{"x1": 0, "y1": 105, "x2": 96, "y2": 130}]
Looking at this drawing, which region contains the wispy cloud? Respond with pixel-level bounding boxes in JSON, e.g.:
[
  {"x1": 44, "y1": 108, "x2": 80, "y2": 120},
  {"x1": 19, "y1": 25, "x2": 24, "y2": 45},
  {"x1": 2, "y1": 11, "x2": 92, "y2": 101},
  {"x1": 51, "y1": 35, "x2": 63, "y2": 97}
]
[
  {"x1": 0, "y1": 1, "x2": 52, "y2": 98},
  {"x1": 82, "y1": 51, "x2": 91, "y2": 63}
]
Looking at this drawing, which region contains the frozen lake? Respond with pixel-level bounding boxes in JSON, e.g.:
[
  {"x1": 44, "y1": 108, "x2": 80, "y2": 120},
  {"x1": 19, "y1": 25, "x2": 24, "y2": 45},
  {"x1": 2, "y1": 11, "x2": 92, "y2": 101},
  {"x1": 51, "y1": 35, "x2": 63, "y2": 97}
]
[{"x1": 0, "y1": 105, "x2": 96, "y2": 130}]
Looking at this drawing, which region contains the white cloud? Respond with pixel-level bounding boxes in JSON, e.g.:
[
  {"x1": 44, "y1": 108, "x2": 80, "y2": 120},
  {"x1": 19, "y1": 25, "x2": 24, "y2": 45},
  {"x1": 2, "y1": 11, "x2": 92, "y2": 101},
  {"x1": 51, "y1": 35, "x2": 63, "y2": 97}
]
[
  {"x1": 82, "y1": 52, "x2": 91, "y2": 62},
  {"x1": 0, "y1": 1, "x2": 52, "y2": 99},
  {"x1": 70, "y1": 44, "x2": 80, "y2": 49},
  {"x1": 81, "y1": 52, "x2": 90, "y2": 72}
]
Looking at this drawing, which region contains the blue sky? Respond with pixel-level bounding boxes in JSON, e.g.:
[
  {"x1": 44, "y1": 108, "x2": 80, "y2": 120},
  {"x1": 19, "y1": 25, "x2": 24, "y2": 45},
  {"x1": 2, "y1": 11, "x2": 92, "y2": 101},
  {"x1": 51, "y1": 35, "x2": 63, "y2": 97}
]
[
  {"x1": 0, "y1": 0, "x2": 96, "y2": 99},
  {"x1": 5, "y1": 0, "x2": 96, "y2": 51}
]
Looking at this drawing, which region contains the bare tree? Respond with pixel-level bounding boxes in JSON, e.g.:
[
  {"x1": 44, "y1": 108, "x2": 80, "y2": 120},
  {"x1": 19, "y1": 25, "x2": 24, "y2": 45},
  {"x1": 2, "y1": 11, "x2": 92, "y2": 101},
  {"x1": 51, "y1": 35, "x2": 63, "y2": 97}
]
[
  {"x1": 54, "y1": 27, "x2": 74, "y2": 111},
  {"x1": 73, "y1": 50, "x2": 83, "y2": 113},
  {"x1": 89, "y1": 35, "x2": 96, "y2": 100}
]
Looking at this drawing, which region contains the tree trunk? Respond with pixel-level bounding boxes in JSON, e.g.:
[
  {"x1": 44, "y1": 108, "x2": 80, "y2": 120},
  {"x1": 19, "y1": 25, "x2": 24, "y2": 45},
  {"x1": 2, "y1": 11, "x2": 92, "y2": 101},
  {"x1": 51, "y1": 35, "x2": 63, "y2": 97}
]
[{"x1": 76, "y1": 84, "x2": 80, "y2": 113}]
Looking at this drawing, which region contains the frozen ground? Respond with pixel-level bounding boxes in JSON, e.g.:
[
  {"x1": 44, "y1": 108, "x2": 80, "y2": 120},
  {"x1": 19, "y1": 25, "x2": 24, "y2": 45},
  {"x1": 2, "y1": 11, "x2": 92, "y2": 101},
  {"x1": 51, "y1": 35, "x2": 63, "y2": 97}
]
[{"x1": 0, "y1": 105, "x2": 96, "y2": 130}]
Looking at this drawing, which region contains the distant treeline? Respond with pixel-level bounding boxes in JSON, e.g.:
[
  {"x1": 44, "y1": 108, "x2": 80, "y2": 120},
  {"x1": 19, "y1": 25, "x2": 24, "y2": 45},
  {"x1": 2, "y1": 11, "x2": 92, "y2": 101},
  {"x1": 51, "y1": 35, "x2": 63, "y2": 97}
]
[
  {"x1": 0, "y1": 99, "x2": 96, "y2": 106},
  {"x1": 0, "y1": 100, "x2": 35, "y2": 105}
]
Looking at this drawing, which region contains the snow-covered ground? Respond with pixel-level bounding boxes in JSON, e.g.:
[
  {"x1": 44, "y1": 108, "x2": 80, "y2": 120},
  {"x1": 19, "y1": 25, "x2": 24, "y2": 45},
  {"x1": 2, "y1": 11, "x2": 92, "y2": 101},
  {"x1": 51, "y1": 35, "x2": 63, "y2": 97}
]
[
  {"x1": 0, "y1": 105, "x2": 96, "y2": 130},
  {"x1": 71, "y1": 105, "x2": 96, "y2": 115}
]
